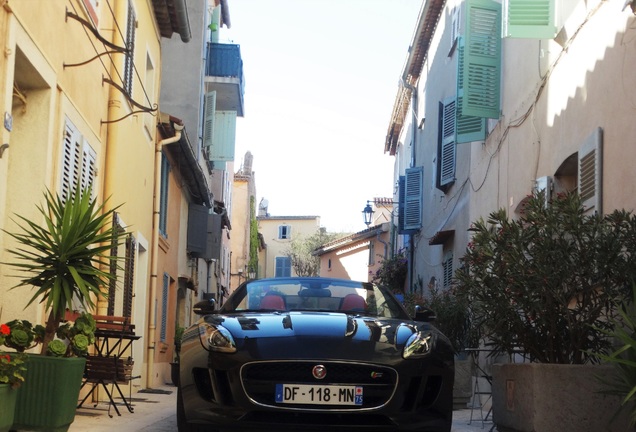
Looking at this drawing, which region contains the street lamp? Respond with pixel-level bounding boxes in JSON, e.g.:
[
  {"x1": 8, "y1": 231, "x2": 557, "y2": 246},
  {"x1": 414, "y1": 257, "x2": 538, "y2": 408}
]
[{"x1": 362, "y1": 201, "x2": 374, "y2": 227}]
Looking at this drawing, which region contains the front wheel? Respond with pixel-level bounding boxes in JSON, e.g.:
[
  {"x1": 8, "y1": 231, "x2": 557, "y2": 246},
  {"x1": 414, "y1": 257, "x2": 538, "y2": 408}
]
[{"x1": 177, "y1": 387, "x2": 205, "y2": 432}]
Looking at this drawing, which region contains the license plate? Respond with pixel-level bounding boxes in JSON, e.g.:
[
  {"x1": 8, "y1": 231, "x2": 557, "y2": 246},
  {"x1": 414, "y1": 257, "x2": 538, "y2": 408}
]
[{"x1": 275, "y1": 384, "x2": 363, "y2": 405}]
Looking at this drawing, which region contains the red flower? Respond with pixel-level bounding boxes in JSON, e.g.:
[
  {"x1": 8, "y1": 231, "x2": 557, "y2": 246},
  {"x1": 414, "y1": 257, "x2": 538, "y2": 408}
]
[{"x1": 0, "y1": 324, "x2": 9, "y2": 336}]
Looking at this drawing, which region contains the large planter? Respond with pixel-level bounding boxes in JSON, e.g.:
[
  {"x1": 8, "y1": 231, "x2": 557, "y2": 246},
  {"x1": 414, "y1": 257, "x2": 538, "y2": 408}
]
[
  {"x1": 492, "y1": 363, "x2": 633, "y2": 432},
  {"x1": 0, "y1": 384, "x2": 18, "y2": 432},
  {"x1": 12, "y1": 355, "x2": 86, "y2": 432}
]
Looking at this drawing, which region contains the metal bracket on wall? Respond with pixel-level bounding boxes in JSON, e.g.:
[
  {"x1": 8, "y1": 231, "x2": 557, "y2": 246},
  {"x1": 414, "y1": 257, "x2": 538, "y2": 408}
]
[{"x1": 0, "y1": 143, "x2": 8, "y2": 158}]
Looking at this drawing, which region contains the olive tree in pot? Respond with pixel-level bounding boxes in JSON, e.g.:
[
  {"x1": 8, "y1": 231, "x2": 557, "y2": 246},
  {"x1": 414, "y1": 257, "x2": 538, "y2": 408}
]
[
  {"x1": 454, "y1": 191, "x2": 636, "y2": 432},
  {"x1": 2, "y1": 187, "x2": 121, "y2": 432}
]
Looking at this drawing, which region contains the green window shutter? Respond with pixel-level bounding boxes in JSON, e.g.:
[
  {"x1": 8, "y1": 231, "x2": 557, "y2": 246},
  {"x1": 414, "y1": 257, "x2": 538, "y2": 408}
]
[
  {"x1": 464, "y1": 0, "x2": 502, "y2": 119},
  {"x1": 203, "y1": 91, "x2": 216, "y2": 151},
  {"x1": 404, "y1": 166, "x2": 423, "y2": 232},
  {"x1": 440, "y1": 97, "x2": 456, "y2": 187},
  {"x1": 456, "y1": 37, "x2": 487, "y2": 144},
  {"x1": 504, "y1": 0, "x2": 557, "y2": 39},
  {"x1": 209, "y1": 110, "x2": 237, "y2": 162},
  {"x1": 578, "y1": 127, "x2": 603, "y2": 215}
]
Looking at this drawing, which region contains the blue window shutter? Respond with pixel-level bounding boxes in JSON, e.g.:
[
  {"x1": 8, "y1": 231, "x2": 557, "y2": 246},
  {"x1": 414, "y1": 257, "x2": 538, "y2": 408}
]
[
  {"x1": 504, "y1": 0, "x2": 557, "y2": 39},
  {"x1": 209, "y1": 110, "x2": 237, "y2": 162},
  {"x1": 398, "y1": 176, "x2": 406, "y2": 233},
  {"x1": 203, "y1": 91, "x2": 216, "y2": 151},
  {"x1": 275, "y1": 256, "x2": 291, "y2": 277},
  {"x1": 464, "y1": 0, "x2": 502, "y2": 119},
  {"x1": 440, "y1": 97, "x2": 457, "y2": 187},
  {"x1": 456, "y1": 37, "x2": 487, "y2": 144},
  {"x1": 404, "y1": 167, "x2": 423, "y2": 232},
  {"x1": 160, "y1": 273, "x2": 169, "y2": 342}
]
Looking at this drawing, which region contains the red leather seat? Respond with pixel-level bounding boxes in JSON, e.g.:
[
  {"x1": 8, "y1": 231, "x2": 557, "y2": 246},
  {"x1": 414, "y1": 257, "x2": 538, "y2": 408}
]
[
  {"x1": 340, "y1": 294, "x2": 367, "y2": 311},
  {"x1": 260, "y1": 294, "x2": 286, "y2": 310}
]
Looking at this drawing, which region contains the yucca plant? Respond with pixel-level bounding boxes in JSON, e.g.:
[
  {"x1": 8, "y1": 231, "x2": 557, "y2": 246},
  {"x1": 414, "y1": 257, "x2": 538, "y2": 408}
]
[{"x1": 2, "y1": 186, "x2": 122, "y2": 354}]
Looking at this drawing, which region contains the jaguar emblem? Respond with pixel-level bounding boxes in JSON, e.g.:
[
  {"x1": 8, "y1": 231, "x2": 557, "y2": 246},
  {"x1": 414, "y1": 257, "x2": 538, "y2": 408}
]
[{"x1": 312, "y1": 364, "x2": 327, "y2": 380}]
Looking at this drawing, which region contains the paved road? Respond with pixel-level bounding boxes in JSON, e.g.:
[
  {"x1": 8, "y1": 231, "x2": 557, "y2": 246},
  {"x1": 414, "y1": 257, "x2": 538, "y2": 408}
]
[{"x1": 70, "y1": 384, "x2": 496, "y2": 431}]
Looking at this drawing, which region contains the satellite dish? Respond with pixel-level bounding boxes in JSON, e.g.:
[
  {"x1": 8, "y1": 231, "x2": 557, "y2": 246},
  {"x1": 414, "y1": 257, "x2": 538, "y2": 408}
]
[{"x1": 259, "y1": 198, "x2": 269, "y2": 209}]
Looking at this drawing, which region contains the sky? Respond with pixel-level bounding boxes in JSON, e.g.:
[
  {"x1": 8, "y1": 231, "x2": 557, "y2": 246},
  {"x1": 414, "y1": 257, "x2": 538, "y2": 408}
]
[{"x1": 224, "y1": 0, "x2": 422, "y2": 233}]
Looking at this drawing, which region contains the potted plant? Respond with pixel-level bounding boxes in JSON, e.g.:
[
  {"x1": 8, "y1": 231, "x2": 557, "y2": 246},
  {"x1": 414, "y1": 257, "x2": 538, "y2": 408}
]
[
  {"x1": 0, "y1": 322, "x2": 29, "y2": 432},
  {"x1": 454, "y1": 190, "x2": 636, "y2": 431},
  {"x1": 171, "y1": 325, "x2": 185, "y2": 386},
  {"x1": 2, "y1": 186, "x2": 121, "y2": 432}
]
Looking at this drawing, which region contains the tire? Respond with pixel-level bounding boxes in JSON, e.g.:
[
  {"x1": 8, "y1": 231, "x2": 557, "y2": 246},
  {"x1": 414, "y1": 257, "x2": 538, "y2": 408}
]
[
  {"x1": 177, "y1": 386, "x2": 221, "y2": 432},
  {"x1": 177, "y1": 386, "x2": 199, "y2": 432}
]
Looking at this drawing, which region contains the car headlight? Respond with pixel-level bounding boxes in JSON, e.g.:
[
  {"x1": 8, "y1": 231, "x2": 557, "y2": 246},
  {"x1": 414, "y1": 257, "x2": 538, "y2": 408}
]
[
  {"x1": 198, "y1": 323, "x2": 236, "y2": 353},
  {"x1": 403, "y1": 331, "x2": 435, "y2": 359}
]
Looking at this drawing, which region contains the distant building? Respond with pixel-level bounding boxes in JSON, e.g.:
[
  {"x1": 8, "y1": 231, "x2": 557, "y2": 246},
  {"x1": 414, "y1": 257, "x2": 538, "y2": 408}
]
[
  {"x1": 256, "y1": 205, "x2": 321, "y2": 278},
  {"x1": 314, "y1": 199, "x2": 396, "y2": 282}
]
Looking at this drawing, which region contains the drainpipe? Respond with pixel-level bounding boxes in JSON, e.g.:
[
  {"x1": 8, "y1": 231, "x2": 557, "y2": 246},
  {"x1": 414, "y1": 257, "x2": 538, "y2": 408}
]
[{"x1": 147, "y1": 121, "x2": 183, "y2": 387}]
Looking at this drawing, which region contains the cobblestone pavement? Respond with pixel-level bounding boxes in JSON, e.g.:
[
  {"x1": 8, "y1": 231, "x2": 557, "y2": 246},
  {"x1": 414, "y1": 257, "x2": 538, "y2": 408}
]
[{"x1": 69, "y1": 384, "x2": 497, "y2": 432}]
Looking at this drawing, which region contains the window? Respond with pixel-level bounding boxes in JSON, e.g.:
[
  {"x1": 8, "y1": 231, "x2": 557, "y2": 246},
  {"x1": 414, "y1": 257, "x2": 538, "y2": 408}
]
[
  {"x1": 456, "y1": 37, "x2": 487, "y2": 144},
  {"x1": 442, "y1": 251, "x2": 454, "y2": 289},
  {"x1": 144, "y1": 52, "x2": 155, "y2": 138},
  {"x1": 123, "y1": 1, "x2": 136, "y2": 96},
  {"x1": 203, "y1": 91, "x2": 216, "y2": 152},
  {"x1": 123, "y1": 234, "x2": 136, "y2": 318},
  {"x1": 159, "y1": 153, "x2": 170, "y2": 236},
  {"x1": 60, "y1": 117, "x2": 96, "y2": 202},
  {"x1": 438, "y1": 98, "x2": 456, "y2": 190},
  {"x1": 160, "y1": 273, "x2": 169, "y2": 343},
  {"x1": 403, "y1": 167, "x2": 423, "y2": 232},
  {"x1": 463, "y1": 0, "x2": 502, "y2": 119},
  {"x1": 368, "y1": 241, "x2": 375, "y2": 266},
  {"x1": 503, "y1": 0, "x2": 557, "y2": 39},
  {"x1": 275, "y1": 256, "x2": 291, "y2": 277},
  {"x1": 578, "y1": 128, "x2": 603, "y2": 215},
  {"x1": 450, "y1": 5, "x2": 461, "y2": 54},
  {"x1": 278, "y1": 225, "x2": 291, "y2": 240}
]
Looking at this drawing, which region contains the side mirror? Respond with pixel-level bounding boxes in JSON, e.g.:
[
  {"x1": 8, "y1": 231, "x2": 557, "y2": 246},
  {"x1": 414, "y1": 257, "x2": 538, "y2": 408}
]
[
  {"x1": 413, "y1": 305, "x2": 436, "y2": 322},
  {"x1": 193, "y1": 298, "x2": 217, "y2": 315}
]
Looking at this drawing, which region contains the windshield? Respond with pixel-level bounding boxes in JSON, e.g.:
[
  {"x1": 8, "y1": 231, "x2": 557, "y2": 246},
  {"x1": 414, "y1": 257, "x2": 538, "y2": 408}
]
[{"x1": 220, "y1": 277, "x2": 410, "y2": 319}]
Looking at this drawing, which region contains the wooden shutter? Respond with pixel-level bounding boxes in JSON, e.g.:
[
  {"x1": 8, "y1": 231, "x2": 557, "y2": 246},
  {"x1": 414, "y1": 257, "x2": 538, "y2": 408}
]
[
  {"x1": 123, "y1": 234, "x2": 136, "y2": 318},
  {"x1": 203, "y1": 91, "x2": 216, "y2": 151},
  {"x1": 504, "y1": 0, "x2": 557, "y2": 39},
  {"x1": 61, "y1": 119, "x2": 82, "y2": 202},
  {"x1": 440, "y1": 97, "x2": 457, "y2": 187},
  {"x1": 80, "y1": 141, "x2": 97, "y2": 196},
  {"x1": 464, "y1": 0, "x2": 502, "y2": 119},
  {"x1": 123, "y1": 1, "x2": 136, "y2": 96},
  {"x1": 456, "y1": 37, "x2": 487, "y2": 144},
  {"x1": 160, "y1": 273, "x2": 169, "y2": 342},
  {"x1": 210, "y1": 110, "x2": 237, "y2": 162},
  {"x1": 578, "y1": 128, "x2": 603, "y2": 215},
  {"x1": 275, "y1": 257, "x2": 291, "y2": 277},
  {"x1": 404, "y1": 167, "x2": 423, "y2": 232}
]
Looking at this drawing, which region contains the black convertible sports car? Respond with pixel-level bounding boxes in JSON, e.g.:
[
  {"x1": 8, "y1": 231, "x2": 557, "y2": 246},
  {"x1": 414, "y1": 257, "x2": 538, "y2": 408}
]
[{"x1": 177, "y1": 277, "x2": 454, "y2": 432}]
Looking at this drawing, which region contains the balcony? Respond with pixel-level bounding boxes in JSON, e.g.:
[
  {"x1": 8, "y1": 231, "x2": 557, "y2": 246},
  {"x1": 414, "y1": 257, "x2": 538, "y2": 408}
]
[{"x1": 205, "y1": 43, "x2": 245, "y2": 117}]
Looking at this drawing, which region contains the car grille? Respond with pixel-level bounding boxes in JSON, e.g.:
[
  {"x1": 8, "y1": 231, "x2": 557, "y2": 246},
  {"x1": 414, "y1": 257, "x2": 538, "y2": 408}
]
[{"x1": 241, "y1": 361, "x2": 397, "y2": 410}]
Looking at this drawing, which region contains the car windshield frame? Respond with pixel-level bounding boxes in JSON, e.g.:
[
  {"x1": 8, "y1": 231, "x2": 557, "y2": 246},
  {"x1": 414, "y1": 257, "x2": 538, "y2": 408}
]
[{"x1": 219, "y1": 277, "x2": 411, "y2": 320}]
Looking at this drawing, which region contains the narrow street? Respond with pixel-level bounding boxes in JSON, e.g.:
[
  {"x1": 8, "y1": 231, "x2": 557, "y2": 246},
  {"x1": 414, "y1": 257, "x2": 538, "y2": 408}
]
[{"x1": 69, "y1": 384, "x2": 496, "y2": 432}]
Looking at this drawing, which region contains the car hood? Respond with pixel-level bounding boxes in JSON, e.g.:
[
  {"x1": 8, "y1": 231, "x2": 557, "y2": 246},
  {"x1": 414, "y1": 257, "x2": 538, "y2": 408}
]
[{"x1": 206, "y1": 312, "x2": 424, "y2": 353}]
